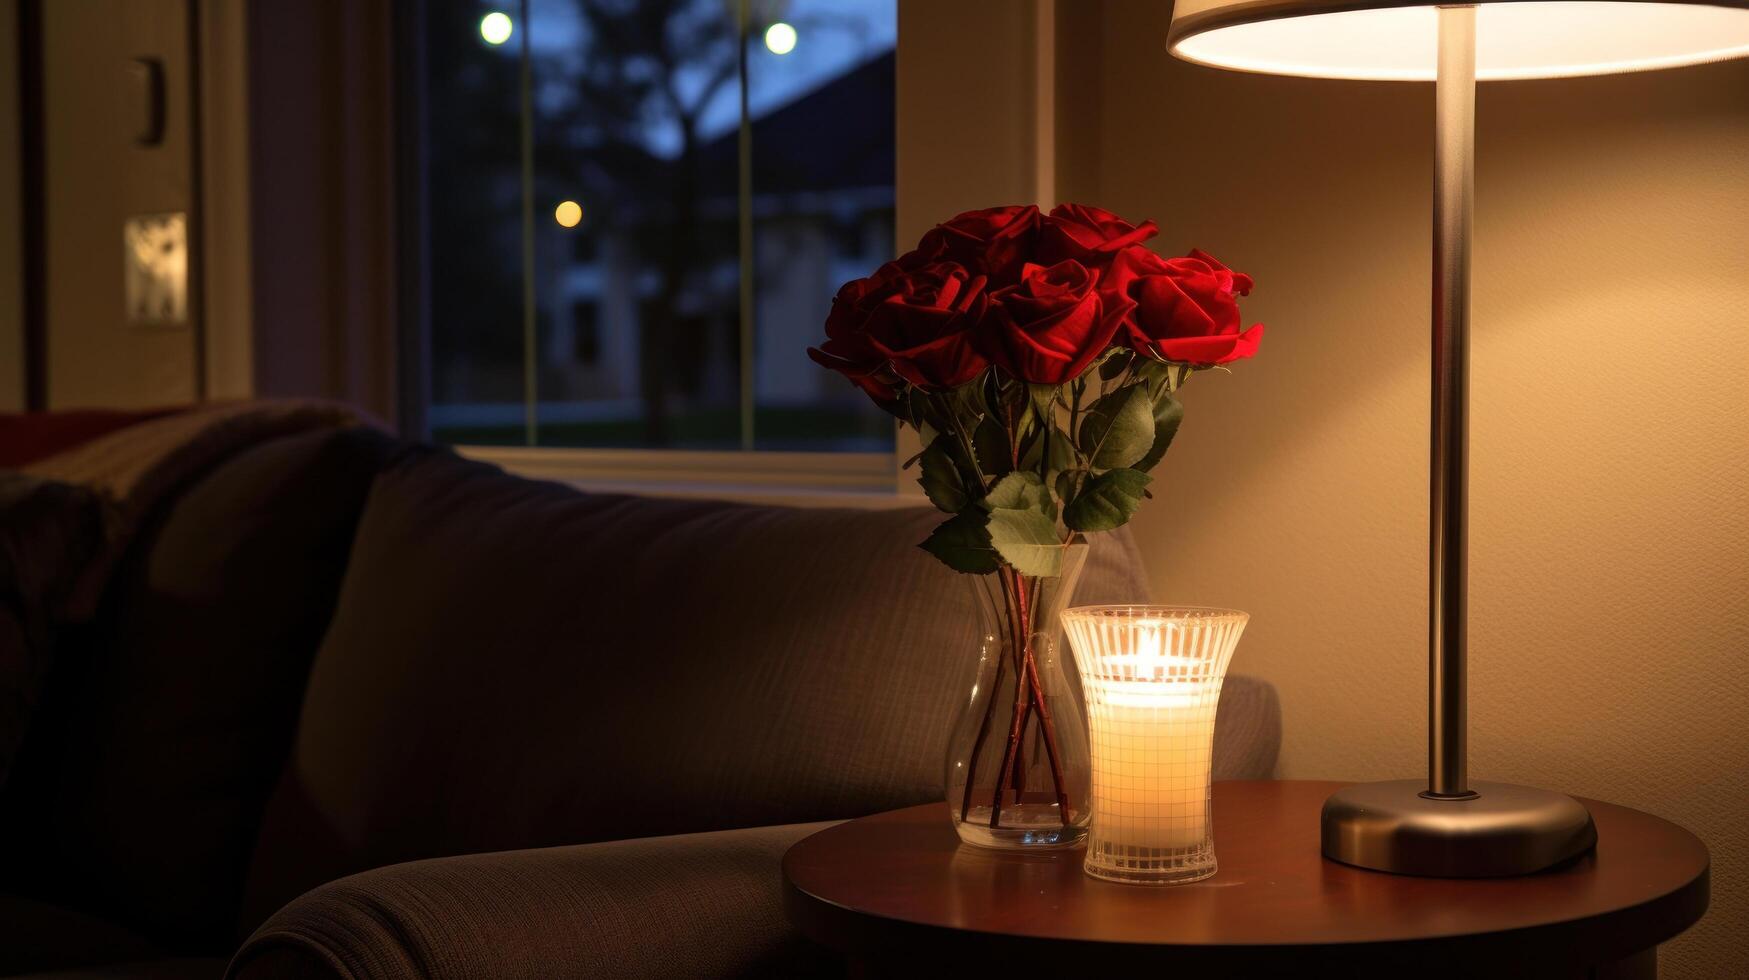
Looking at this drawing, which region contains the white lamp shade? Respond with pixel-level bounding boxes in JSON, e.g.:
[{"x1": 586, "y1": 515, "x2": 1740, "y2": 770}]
[{"x1": 1168, "y1": 0, "x2": 1749, "y2": 80}]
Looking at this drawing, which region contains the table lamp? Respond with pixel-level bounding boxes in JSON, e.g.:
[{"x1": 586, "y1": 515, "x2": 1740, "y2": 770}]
[{"x1": 1166, "y1": 1, "x2": 1749, "y2": 877}]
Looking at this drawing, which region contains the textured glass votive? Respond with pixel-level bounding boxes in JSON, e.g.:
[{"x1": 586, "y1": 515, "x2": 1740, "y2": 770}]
[{"x1": 1062, "y1": 606, "x2": 1248, "y2": 885}]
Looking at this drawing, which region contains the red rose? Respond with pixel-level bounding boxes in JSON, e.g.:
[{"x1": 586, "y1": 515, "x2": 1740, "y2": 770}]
[
  {"x1": 917, "y1": 205, "x2": 1040, "y2": 284},
  {"x1": 808, "y1": 262, "x2": 990, "y2": 394},
  {"x1": 808, "y1": 274, "x2": 905, "y2": 402},
  {"x1": 1106, "y1": 246, "x2": 1263, "y2": 365},
  {"x1": 975, "y1": 260, "x2": 1133, "y2": 385},
  {"x1": 1038, "y1": 204, "x2": 1159, "y2": 266},
  {"x1": 865, "y1": 263, "x2": 991, "y2": 389}
]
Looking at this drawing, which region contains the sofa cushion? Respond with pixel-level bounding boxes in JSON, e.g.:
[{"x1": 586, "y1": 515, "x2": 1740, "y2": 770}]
[
  {"x1": 0, "y1": 474, "x2": 107, "y2": 788},
  {"x1": 0, "y1": 408, "x2": 183, "y2": 469},
  {"x1": 231, "y1": 820, "x2": 843, "y2": 980},
  {"x1": 241, "y1": 448, "x2": 1150, "y2": 921},
  {"x1": 0, "y1": 426, "x2": 394, "y2": 952}
]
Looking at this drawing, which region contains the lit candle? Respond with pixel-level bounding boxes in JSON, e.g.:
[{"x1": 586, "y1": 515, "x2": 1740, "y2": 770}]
[{"x1": 1064, "y1": 607, "x2": 1248, "y2": 885}]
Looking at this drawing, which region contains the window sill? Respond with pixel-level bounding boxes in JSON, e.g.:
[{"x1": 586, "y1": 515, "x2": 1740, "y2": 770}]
[{"x1": 456, "y1": 446, "x2": 917, "y2": 509}]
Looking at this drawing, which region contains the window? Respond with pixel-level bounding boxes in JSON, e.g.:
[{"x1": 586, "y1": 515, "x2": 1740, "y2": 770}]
[{"x1": 414, "y1": 0, "x2": 898, "y2": 454}]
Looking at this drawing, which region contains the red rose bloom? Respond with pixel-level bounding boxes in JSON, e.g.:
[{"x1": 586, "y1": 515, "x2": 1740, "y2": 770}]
[
  {"x1": 864, "y1": 263, "x2": 991, "y2": 389},
  {"x1": 1105, "y1": 246, "x2": 1263, "y2": 365},
  {"x1": 808, "y1": 262, "x2": 991, "y2": 394},
  {"x1": 917, "y1": 205, "x2": 1040, "y2": 284},
  {"x1": 1038, "y1": 204, "x2": 1159, "y2": 266},
  {"x1": 807, "y1": 274, "x2": 905, "y2": 401},
  {"x1": 975, "y1": 260, "x2": 1134, "y2": 385}
]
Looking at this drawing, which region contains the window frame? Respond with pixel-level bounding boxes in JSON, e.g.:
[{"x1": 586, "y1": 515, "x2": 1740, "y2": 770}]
[
  {"x1": 459, "y1": 444, "x2": 904, "y2": 501},
  {"x1": 390, "y1": 0, "x2": 1053, "y2": 501}
]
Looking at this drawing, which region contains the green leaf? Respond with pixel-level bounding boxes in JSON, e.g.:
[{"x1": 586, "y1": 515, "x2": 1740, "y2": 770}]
[
  {"x1": 1018, "y1": 425, "x2": 1042, "y2": 471},
  {"x1": 1133, "y1": 391, "x2": 1184, "y2": 473},
  {"x1": 950, "y1": 378, "x2": 987, "y2": 419},
  {"x1": 1098, "y1": 349, "x2": 1133, "y2": 381},
  {"x1": 981, "y1": 471, "x2": 1050, "y2": 514},
  {"x1": 1027, "y1": 383, "x2": 1060, "y2": 419},
  {"x1": 902, "y1": 387, "x2": 932, "y2": 431},
  {"x1": 1055, "y1": 468, "x2": 1082, "y2": 506},
  {"x1": 974, "y1": 416, "x2": 1012, "y2": 477},
  {"x1": 1017, "y1": 413, "x2": 1071, "y2": 471},
  {"x1": 1032, "y1": 425, "x2": 1075, "y2": 495},
  {"x1": 919, "y1": 511, "x2": 1002, "y2": 574},
  {"x1": 917, "y1": 436, "x2": 969, "y2": 513},
  {"x1": 1077, "y1": 383, "x2": 1155, "y2": 470},
  {"x1": 1012, "y1": 406, "x2": 1038, "y2": 450},
  {"x1": 1131, "y1": 357, "x2": 1171, "y2": 395},
  {"x1": 1064, "y1": 468, "x2": 1152, "y2": 532},
  {"x1": 1047, "y1": 425, "x2": 1075, "y2": 472},
  {"x1": 986, "y1": 506, "x2": 1064, "y2": 578}
]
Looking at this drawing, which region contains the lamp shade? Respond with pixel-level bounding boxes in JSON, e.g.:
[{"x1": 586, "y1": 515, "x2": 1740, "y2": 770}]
[{"x1": 1168, "y1": 0, "x2": 1749, "y2": 79}]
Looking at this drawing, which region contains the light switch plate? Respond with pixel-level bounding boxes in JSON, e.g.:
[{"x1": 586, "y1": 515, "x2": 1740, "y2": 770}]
[{"x1": 123, "y1": 212, "x2": 188, "y2": 325}]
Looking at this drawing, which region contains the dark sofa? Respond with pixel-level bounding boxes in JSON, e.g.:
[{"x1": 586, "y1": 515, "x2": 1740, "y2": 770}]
[{"x1": 1, "y1": 416, "x2": 1280, "y2": 979}]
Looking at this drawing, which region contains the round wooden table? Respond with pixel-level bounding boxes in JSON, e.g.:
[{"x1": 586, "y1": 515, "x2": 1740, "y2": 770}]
[{"x1": 782, "y1": 781, "x2": 1708, "y2": 978}]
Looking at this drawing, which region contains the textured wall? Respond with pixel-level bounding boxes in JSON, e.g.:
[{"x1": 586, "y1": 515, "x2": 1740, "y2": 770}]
[
  {"x1": 39, "y1": 0, "x2": 201, "y2": 408},
  {"x1": 1057, "y1": 2, "x2": 1748, "y2": 975},
  {"x1": 0, "y1": 0, "x2": 23, "y2": 409}
]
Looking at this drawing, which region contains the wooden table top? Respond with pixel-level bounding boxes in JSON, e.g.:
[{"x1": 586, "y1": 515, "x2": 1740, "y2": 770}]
[{"x1": 782, "y1": 780, "x2": 1709, "y2": 974}]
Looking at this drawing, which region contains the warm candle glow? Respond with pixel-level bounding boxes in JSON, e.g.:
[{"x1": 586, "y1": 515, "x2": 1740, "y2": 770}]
[{"x1": 1065, "y1": 607, "x2": 1247, "y2": 884}]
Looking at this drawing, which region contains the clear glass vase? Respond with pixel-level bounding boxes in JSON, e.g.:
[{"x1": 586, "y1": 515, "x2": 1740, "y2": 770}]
[
  {"x1": 1062, "y1": 605, "x2": 1249, "y2": 884},
  {"x1": 944, "y1": 542, "x2": 1091, "y2": 850}
]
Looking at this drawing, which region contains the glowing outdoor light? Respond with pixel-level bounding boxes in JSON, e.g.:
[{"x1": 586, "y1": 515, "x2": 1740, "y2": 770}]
[
  {"x1": 764, "y1": 22, "x2": 797, "y2": 55},
  {"x1": 554, "y1": 200, "x2": 583, "y2": 228},
  {"x1": 480, "y1": 11, "x2": 514, "y2": 46}
]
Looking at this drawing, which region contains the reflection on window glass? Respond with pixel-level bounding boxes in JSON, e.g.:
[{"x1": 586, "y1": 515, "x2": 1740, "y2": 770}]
[{"x1": 422, "y1": 0, "x2": 897, "y2": 452}]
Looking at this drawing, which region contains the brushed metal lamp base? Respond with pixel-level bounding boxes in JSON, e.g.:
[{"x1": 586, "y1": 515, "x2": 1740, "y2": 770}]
[{"x1": 1322, "y1": 780, "x2": 1597, "y2": 877}]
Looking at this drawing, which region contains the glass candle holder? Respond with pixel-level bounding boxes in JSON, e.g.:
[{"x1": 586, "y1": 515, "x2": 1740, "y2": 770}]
[{"x1": 1062, "y1": 606, "x2": 1249, "y2": 885}]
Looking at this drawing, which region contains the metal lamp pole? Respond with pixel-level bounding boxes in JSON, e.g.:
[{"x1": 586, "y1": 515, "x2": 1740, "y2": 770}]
[
  {"x1": 1428, "y1": 2, "x2": 1474, "y2": 802},
  {"x1": 1319, "y1": 6, "x2": 1597, "y2": 876}
]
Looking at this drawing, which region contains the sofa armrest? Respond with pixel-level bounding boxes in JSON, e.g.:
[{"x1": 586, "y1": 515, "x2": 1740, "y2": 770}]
[
  {"x1": 227, "y1": 821, "x2": 843, "y2": 980},
  {"x1": 1213, "y1": 673, "x2": 1282, "y2": 781}
]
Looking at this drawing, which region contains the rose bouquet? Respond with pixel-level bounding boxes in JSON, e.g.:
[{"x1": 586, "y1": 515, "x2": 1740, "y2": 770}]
[{"x1": 809, "y1": 204, "x2": 1262, "y2": 845}]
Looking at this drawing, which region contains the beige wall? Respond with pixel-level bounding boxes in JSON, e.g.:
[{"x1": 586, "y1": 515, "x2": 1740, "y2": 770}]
[
  {"x1": 1054, "y1": 2, "x2": 1747, "y2": 975},
  {"x1": 894, "y1": 0, "x2": 1053, "y2": 481},
  {"x1": 0, "y1": 0, "x2": 25, "y2": 410},
  {"x1": 39, "y1": 0, "x2": 201, "y2": 408},
  {"x1": 16, "y1": 0, "x2": 398, "y2": 419},
  {"x1": 896, "y1": 1, "x2": 1049, "y2": 246}
]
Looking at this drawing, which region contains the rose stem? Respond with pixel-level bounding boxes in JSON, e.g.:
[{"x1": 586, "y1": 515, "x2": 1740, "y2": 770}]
[
  {"x1": 1009, "y1": 580, "x2": 1033, "y2": 803},
  {"x1": 987, "y1": 568, "x2": 1031, "y2": 827},
  {"x1": 1004, "y1": 398, "x2": 1031, "y2": 803},
  {"x1": 963, "y1": 569, "x2": 1018, "y2": 822},
  {"x1": 1024, "y1": 608, "x2": 1073, "y2": 827}
]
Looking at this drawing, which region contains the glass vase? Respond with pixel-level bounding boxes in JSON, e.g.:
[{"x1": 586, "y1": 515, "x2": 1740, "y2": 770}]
[
  {"x1": 1062, "y1": 606, "x2": 1248, "y2": 884},
  {"x1": 944, "y1": 542, "x2": 1091, "y2": 850}
]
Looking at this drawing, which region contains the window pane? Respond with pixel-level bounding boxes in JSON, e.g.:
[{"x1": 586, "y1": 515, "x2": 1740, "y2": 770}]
[
  {"x1": 530, "y1": 0, "x2": 744, "y2": 448},
  {"x1": 748, "y1": 0, "x2": 896, "y2": 451},
  {"x1": 425, "y1": 1, "x2": 526, "y2": 444},
  {"x1": 421, "y1": 0, "x2": 897, "y2": 452}
]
